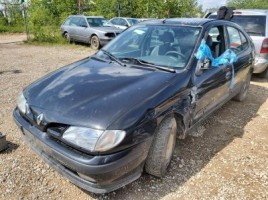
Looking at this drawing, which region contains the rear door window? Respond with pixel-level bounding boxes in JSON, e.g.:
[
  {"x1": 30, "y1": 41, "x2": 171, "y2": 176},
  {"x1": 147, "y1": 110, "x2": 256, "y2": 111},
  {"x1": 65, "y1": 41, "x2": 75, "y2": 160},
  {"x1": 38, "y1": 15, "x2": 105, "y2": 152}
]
[
  {"x1": 227, "y1": 26, "x2": 249, "y2": 53},
  {"x1": 70, "y1": 17, "x2": 80, "y2": 27},
  {"x1": 79, "y1": 18, "x2": 88, "y2": 27}
]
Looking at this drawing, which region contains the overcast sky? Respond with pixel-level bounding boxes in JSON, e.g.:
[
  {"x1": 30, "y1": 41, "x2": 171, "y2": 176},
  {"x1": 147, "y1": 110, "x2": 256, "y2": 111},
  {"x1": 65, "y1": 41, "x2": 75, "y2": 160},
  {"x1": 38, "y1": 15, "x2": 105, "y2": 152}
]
[{"x1": 198, "y1": 0, "x2": 227, "y2": 11}]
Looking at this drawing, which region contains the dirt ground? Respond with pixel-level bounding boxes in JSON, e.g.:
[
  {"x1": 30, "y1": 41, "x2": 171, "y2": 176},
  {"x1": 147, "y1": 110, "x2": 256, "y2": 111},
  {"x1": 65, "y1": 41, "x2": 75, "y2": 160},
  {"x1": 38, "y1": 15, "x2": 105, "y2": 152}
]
[
  {"x1": 0, "y1": 39, "x2": 268, "y2": 200},
  {"x1": 0, "y1": 33, "x2": 27, "y2": 44}
]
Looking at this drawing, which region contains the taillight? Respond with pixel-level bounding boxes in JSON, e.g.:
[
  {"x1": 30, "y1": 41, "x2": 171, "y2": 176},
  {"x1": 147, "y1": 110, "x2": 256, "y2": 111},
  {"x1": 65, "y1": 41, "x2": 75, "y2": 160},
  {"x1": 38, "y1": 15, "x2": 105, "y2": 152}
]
[{"x1": 260, "y1": 38, "x2": 268, "y2": 53}]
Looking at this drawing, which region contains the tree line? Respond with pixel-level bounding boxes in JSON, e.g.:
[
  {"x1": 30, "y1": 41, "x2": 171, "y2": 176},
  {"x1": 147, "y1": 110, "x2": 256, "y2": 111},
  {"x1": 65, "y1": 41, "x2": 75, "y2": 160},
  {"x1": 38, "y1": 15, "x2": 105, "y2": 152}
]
[{"x1": 0, "y1": 0, "x2": 267, "y2": 42}]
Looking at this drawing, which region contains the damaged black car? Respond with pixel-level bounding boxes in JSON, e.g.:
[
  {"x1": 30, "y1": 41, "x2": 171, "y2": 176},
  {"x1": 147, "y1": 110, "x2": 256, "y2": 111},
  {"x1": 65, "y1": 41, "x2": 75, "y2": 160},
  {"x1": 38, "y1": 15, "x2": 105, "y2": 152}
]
[{"x1": 14, "y1": 18, "x2": 254, "y2": 194}]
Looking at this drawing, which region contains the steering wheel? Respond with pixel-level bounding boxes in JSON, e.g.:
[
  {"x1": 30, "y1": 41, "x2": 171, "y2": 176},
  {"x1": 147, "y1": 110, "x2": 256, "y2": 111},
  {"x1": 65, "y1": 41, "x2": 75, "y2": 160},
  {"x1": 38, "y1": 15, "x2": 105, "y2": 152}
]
[{"x1": 165, "y1": 51, "x2": 186, "y2": 61}]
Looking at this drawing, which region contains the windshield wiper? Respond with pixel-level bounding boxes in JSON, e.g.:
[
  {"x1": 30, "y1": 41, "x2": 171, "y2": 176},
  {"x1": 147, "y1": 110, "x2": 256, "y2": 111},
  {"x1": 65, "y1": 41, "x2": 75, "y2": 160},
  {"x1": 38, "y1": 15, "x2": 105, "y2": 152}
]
[
  {"x1": 100, "y1": 49, "x2": 125, "y2": 67},
  {"x1": 120, "y1": 57, "x2": 175, "y2": 73}
]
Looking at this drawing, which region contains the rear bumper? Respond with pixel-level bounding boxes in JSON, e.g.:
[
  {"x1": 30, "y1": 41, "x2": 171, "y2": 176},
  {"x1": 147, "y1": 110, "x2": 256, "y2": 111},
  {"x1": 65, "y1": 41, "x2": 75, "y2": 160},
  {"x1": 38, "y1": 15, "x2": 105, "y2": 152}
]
[
  {"x1": 13, "y1": 108, "x2": 150, "y2": 194},
  {"x1": 253, "y1": 57, "x2": 268, "y2": 74}
]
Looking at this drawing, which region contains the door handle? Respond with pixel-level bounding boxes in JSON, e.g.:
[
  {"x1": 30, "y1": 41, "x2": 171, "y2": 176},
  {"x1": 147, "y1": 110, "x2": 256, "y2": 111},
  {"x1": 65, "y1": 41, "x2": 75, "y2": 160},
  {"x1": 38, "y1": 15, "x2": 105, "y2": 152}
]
[
  {"x1": 225, "y1": 71, "x2": 231, "y2": 79},
  {"x1": 224, "y1": 66, "x2": 232, "y2": 72}
]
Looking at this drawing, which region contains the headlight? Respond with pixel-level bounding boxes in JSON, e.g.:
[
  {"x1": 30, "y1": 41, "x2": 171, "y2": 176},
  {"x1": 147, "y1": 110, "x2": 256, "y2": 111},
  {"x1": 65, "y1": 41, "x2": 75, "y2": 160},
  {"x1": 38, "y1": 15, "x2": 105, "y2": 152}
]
[
  {"x1": 62, "y1": 126, "x2": 126, "y2": 152},
  {"x1": 17, "y1": 92, "x2": 27, "y2": 114}
]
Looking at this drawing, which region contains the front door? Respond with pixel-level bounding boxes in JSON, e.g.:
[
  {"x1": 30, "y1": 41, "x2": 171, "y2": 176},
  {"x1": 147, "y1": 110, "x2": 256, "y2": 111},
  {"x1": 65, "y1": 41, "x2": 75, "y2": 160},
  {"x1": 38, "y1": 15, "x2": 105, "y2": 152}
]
[{"x1": 192, "y1": 25, "x2": 231, "y2": 124}]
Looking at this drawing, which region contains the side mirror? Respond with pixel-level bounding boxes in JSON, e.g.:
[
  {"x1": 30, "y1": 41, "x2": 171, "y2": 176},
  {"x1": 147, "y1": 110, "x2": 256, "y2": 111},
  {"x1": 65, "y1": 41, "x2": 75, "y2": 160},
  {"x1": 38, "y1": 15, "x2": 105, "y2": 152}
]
[{"x1": 195, "y1": 58, "x2": 211, "y2": 76}]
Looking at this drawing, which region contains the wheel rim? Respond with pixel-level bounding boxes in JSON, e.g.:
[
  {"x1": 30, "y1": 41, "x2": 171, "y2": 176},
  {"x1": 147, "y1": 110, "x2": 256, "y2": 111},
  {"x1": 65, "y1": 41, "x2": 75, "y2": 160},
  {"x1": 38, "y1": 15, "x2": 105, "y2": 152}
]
[
  {"x1": 164, "y1": 120, "x2": 177, "y2": 166},
  {"x1": 91, "y1": 36, "x2": 99, "y2": 49},
  {"x1": 64, "y1": 33, "x2": 70, "y2": 41}
]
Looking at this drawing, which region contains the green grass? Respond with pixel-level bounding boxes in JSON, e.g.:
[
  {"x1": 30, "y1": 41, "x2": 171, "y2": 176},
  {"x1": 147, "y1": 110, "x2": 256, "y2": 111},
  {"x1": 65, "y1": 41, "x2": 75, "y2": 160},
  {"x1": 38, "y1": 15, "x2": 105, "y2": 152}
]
[
  {"x1": 0, "y1": 17, "x2": 25, "y2": 33},
  {"x1": 0, "y1": 24, "x2": 25, "y2": 33}
]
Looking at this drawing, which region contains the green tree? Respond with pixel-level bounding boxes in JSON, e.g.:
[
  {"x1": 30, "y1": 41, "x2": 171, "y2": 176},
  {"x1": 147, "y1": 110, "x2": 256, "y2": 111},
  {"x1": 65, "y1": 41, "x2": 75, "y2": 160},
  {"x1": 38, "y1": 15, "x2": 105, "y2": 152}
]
[
  {"x1": 227, "y1": 0, "x2": 268, "y2": 9},
  {"x1": 93, "y1": 0, "x2": 202, "y2": 18}
]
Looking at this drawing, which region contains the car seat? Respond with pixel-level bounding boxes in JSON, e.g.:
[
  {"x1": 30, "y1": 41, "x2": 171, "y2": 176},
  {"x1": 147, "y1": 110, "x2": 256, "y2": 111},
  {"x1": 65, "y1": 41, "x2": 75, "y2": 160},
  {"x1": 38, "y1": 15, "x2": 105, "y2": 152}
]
[
  {"x1": 206, "y1": 35, "x2": 222, "y2": 58},
  {"x1": 151, "y1": 32, "x2": 176, "y2": 56}
]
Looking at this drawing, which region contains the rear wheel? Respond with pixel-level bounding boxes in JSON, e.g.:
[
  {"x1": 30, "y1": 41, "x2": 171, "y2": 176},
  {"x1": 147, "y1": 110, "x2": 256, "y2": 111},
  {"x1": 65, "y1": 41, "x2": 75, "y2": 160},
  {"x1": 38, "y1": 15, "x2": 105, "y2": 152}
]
[
  {"x1": 145, "y1": 117, "x2": 177, "y2": 177},
  {"x1": 64, "y1": 32, "x2": 71, "y2": 43},
  {"x1": 90, "y1": 35, "x2": 100, "y2": 50},
  {"x1": 233, "y1": 72, "x2": 251, "y2": 102}
]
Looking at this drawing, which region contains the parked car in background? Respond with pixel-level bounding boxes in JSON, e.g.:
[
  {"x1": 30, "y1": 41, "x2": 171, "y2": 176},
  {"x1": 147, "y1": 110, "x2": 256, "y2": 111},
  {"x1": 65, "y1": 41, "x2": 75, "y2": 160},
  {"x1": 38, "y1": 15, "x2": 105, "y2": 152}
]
[
  {"x1": 61, "y1": 15, "x2": 122, "y2": 49},
  {"x1": 14, "y1": 18, "x2": 254, "y2": 194},
  {"x1": 207, "y1": 9, "x2": 268, "y2": 78},
  {"x1": 109, "y1": 17, "x2": 140, "y2": 29},
  {"x1": 138, "y1": 18, "x2": 156, "y2": 22}
]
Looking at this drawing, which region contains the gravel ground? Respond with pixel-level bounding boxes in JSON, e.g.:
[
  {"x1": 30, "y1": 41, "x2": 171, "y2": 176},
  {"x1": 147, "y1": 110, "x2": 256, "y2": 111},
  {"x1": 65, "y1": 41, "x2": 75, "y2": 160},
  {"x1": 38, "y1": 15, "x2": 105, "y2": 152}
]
[
  {"x1": 0, "y1": 40, "x2": 268, "y2": 200},
  {"x1": 0, "y1": 33, "x2": 27, "y2": 44}
]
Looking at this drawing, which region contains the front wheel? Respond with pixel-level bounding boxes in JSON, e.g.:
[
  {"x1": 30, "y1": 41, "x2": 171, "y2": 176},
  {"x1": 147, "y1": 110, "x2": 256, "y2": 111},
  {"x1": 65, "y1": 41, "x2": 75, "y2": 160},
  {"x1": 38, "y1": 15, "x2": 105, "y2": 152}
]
[
  {"x1": 145, "y1": 117, "x2": 177, "y2": 177},
  {"x1": 90, "y1": 35, "x2": 100, "y2": 50}
]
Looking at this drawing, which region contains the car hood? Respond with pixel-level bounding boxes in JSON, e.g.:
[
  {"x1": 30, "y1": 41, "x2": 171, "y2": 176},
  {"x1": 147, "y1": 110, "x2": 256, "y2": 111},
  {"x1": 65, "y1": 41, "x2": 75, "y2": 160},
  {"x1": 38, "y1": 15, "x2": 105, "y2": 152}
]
[
  {"x1": 92, "y1": 26, "x2": 122, "y2": 33},
  {"x1": 24, "y1": 57, "x2": 182, "y2": 130}
]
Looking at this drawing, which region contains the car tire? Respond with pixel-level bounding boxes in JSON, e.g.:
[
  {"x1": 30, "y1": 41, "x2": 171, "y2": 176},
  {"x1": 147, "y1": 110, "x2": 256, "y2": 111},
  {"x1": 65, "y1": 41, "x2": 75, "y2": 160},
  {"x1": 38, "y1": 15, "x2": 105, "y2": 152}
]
[
  {"x1": 233, "y1": 72, "x2": 251, "y2": 102},
  {"x1": 257, "y1": 67, "x2": 268, "y2": 78},
  {"x1": 90, "y1": 35, "x2": 100, "y2": 50},
  {"x1": 64, "y1": 32, "x2": 71, "y2": 43},
  {"x1": 145, "y1": 116, "x2": 177, "y2": 177}
]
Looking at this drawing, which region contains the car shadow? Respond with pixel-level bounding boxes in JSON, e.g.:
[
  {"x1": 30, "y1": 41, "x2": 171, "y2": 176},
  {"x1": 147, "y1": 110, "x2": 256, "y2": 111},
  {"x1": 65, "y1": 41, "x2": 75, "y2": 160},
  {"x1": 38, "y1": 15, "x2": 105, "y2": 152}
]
[
  {"x1": 251, "y1": 74, "x2": 268, "y2": 83},
  {"x1": 0, "y1": 69, "x2": 22, "y2": 75},
  {"x1": 83, "y1": 82, "x2": 268, "y2": 200}
]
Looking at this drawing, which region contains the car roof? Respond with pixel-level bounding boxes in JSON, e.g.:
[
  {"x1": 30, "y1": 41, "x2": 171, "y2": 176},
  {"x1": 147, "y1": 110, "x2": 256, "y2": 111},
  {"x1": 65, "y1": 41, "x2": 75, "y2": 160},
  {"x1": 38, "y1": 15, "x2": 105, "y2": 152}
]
[
  {"x1": 69, "y1": 15, "x2": 104, "y2": 18},
  {"x1": 210, "y1": 9, "x2": 268, "y2": 16},
  {"x1": 111, "y1": 17, "x2": 137, "y2": 20},
  {"x1": 139, "y1": 18, "x2": 214, "y2": 27}
]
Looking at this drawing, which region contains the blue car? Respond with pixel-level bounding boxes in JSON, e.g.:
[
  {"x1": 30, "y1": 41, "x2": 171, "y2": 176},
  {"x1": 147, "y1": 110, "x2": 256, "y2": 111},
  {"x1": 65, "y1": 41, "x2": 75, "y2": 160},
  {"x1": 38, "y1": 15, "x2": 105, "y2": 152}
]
[{"x1": 14, "y1": 18, "x2": 254, "y2": 194}]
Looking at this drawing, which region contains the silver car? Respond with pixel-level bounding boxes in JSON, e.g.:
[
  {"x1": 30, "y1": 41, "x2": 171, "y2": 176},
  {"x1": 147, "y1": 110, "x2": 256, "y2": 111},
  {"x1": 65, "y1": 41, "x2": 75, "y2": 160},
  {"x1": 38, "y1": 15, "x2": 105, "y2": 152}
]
[
  {"x1": 109, "y1": 17, "x2": 140, "y2": 30},
  {"x1": 61, "y1": 15, "x2": 122, "y2": 50},
  {"x1": 207, "y1": 9, "x2": 268, "y2": 78}
]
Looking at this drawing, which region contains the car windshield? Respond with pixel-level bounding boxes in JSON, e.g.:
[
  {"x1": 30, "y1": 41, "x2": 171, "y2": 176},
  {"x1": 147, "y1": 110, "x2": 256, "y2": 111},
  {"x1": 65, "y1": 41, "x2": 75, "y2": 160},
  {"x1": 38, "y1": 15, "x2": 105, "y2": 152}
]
[
  {"x1": 127, "y1": 18, "x2": 139, "y2": 25},
  {"x1": 95, "y1": 25, "x2": 201, "y2": 70},
  {"x1": 209, "y1": 15, "x2": 266, "y2": 36},
  {"x1": 87, "y1": 17, "x2": 110, "y2": 27}
]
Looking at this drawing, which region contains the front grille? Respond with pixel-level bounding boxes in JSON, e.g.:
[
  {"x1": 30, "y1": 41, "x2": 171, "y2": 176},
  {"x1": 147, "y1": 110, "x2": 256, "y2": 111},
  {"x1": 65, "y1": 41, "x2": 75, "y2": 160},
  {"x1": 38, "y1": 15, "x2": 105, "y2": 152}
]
[
  {"x1": 50, "y1": 136, "x2": 94, "y2": 159},
  {"x1": 47, "y1": 124, "x2": 68, "y2": 138}
]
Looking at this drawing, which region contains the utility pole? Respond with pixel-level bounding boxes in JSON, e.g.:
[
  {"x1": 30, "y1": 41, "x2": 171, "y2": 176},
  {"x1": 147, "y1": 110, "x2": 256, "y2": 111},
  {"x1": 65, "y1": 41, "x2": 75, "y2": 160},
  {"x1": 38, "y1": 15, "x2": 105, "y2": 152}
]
[
  {"x1": 117, "y1": 0, "x2": 121, "y2": 17},
  {"x1": 147, "y1": 0, "x2": 150, "y2": 18},
  {"x1": 23, "y1": 4, "x2": 29, "y2": 40},
  {"x1": 78, "y1": 0, "x2": 83, "y2": 14},
  {"x1": 20, "y1": 0, "x2": 29, "y2": 40}
]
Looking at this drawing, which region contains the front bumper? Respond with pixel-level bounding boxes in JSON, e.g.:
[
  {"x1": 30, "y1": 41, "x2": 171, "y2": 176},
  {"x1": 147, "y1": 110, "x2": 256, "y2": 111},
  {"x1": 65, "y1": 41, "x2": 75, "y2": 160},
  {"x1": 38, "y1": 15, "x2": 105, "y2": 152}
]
[
  {"x1": 13, "y1": 108, "x2": 151, "y2": 194},
  {"x1": 99, "y1": 38, "x2": 113, "y2": 47}
]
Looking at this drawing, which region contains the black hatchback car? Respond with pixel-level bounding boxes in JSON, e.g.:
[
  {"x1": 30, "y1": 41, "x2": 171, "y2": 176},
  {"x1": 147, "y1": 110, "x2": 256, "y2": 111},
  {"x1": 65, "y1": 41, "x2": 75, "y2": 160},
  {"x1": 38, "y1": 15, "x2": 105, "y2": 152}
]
[{"x1": 14, "y1": 18, "x2": 254, "y2": 194}]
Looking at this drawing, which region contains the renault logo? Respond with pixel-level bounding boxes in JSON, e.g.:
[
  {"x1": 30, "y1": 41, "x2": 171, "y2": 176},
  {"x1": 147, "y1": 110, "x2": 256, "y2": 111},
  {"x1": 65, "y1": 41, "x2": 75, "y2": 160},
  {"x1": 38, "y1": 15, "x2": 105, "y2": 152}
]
[{"x1": 36, "y1": 113, "x2": 44, "y2": 125}]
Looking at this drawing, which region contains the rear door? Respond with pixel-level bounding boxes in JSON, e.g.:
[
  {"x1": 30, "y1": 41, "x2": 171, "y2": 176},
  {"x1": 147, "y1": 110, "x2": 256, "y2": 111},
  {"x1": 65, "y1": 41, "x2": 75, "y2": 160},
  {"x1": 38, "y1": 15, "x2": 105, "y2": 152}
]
[
  {"x1": 226, "y1": 25, "x2": 253, "y2": 91},
  {"x1": 68, "y1": 17, "x2": 81, "y2": 41},
  {"x1": 75, "y1": 17, "x2": 90, "y2": 43}
]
